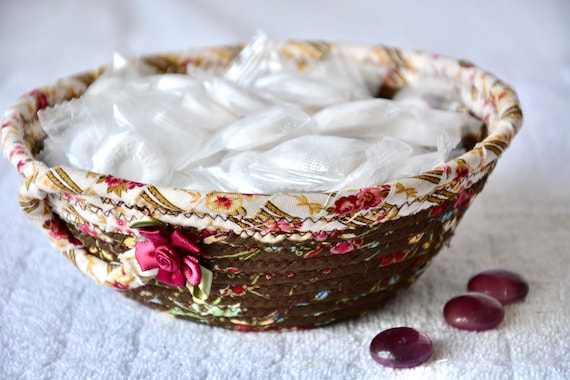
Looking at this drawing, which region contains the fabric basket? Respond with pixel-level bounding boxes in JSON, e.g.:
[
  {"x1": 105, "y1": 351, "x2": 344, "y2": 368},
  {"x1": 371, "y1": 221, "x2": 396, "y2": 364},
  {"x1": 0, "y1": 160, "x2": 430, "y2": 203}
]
[{"x1": 1, "y1": 41, "x2": 522, "y2": 331}]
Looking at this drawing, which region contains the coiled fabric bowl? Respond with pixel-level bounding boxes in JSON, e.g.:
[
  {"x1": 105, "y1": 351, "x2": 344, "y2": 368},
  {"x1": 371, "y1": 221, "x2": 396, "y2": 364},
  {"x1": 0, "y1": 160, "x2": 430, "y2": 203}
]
[{"x1": 1, "y1": 41, "x2": 522, "y2": 331}]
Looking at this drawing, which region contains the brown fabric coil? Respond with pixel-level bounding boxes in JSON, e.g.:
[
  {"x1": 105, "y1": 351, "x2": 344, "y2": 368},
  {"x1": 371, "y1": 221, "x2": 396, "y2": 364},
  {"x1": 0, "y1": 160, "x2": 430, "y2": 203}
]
[{"x1": 62, "y1": 174, "x2": 489, "y2": 330}]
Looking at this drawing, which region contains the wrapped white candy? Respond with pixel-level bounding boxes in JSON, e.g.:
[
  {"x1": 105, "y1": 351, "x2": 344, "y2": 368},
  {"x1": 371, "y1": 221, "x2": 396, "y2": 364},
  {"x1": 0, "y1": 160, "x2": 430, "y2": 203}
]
[
  {"x1": 254, "y1": 73, "x2": 355, "y2": 109},
  {"x1": 312, "y1": 98, "x2": 400, "y2": 135},
  {"x1": 390, "y1": 134, "x2": 456, "y2": 180},
  {"x1": 38, "y1": 97, "x2": 110, "y2": 169},
  {"x1": 313, "y1": 98, "x2": 476, "y2": 148},
  {"x1": 196, "y1": 151, "x2": 263, "y2": 193},
  {"x1": 176, "y1": 105, "x2": 312, "y2": 171},
  {"x1": 393, "y1": 79, "x2": 483, "y2": 138},
  {"x1": 335, "y1": 137, "x2": 414, "y2": 190},
  {"x1": 84, "y1": 51, "x2": 155, "y2": 96},
  {"x1": 393, "y1": 78, "x2": 467, "y2": 112},
  {"x1": 248, "y1": 135, "x2": 368, "y2": 192},
  {"x1": 224, "y1": 31, "x2": 281, "y2": 86},
  {"x1": 201, "y1": 75, "x2": 272, "y2": 116},
  {"x1": 92, "y1": 131, "x2": 169, "y2": 184},
  {"x1": 302, "y1": 45, "x2": 371, "y2": 100},
  {"x1": 223, "y1": 31, "x2": 370, "y2": 111},
  {"x1": 206, "y1": 105, "x2": 311, "y2": 151},
  {"x1": 384, "y1": 106, "x2": 463, "y2": 148},
  {"x1": 84, "y1": 75, "x2": 240, "y2": 180},
  {"x1": 119, "y1": 75, "x2": 237, "y2": 133}
]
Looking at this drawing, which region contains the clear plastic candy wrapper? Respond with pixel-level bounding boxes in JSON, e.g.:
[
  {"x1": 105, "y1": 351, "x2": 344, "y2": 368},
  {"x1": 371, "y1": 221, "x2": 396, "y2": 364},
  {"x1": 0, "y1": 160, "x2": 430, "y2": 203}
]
[
  {"x1": 248, "y1": 136, "x2": 368, "y2": 192},
  {"x1": 38, "y1": 33, "x2": 483, "y2": 193},
  {"x1": 38, "y1": 96, "x2": 110, "y2": 169},
  {"x1": 90, "y1": 130, "x2": 169, "y2": 185},
  {"x1": 84, "y1": 51, "x2": 156, "y2": 96},
  {"x1": 176, "y1": 105, "x2": 312, "y2": 171},
  {"x1": 392, "y1": 78, "x2": 468, "y2": 112},
  {"x1": 195, "y1": 151, "x2": 263, "y2": 193},
  {"x1": 197, "y1": 73, "x2": 272, "y2": 116}
]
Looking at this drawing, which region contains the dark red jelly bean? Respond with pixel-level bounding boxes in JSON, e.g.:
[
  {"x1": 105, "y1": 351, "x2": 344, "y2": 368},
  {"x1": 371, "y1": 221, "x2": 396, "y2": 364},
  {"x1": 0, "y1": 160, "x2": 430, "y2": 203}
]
[
  {"x1": 467, "y1": 269, "x2": 529, "y2": 304},
  {"x1": 369, "y1": 327, "x2": 434, "y2": 368},
  {"x1": 444, "y1": 292, "x2": 504, "y2": 331}
]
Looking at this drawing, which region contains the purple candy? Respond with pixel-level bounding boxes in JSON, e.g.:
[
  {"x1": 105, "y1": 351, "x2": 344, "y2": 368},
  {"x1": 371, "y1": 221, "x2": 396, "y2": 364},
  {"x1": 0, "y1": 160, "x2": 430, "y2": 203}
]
[
  {"x1": 444, "y1": 292, "x2": 505, "y2": 331},
  {"x1": 369, "y1": 327, "x2": 434, "y2": 368},
  {"x1": 467, "y1": 269, "x2": 529, "y2": 304}
]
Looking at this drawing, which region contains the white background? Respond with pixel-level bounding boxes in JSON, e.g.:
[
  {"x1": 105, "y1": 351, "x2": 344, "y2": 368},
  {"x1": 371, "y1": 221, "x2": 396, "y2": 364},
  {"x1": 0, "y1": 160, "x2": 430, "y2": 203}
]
[{"x1": 1, "y1": 1, "x2": 569, "y2": 379}]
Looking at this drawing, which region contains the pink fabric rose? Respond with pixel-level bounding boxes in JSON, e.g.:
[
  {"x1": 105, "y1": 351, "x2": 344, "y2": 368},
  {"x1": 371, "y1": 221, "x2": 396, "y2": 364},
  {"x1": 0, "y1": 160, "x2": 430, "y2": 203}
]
[{"x1": 135, "y1": 229, "x2": 203, "y2": 287}]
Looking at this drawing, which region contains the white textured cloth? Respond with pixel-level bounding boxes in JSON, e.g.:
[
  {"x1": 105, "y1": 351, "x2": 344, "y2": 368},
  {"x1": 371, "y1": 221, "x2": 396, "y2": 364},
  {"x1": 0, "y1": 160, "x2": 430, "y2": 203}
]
[{"x1": 1, "y1": 1, "x2": 569, "y2": 379}]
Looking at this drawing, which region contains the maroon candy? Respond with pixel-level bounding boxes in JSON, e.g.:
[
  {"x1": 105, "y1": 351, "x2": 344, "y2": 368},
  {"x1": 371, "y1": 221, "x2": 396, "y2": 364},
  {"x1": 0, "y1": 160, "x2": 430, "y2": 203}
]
[
  {"x1": 444, "y1": 292, "x2": 505, "y2": 331},
  {"x1": 467, "y1": 269, "x2": 529, "y2": 304},
  {"x1": 369, "y1": 327, "x2": 434, "y2": 368}
]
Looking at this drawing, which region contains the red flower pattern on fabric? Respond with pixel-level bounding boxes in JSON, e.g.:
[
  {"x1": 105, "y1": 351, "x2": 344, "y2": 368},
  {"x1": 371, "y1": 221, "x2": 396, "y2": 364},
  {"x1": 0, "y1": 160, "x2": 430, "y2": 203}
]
[
  {"x1": 104, "y1": 175, "x2": 145, "y2": 189},
  {"x1": 454, "y1": 161, "x2": 470, "y2": 182},
  {"x1": 29, "y1": 89, "x2": 48, "y2": 110},
  {"x1": 43, "y1": 218, "x2": 81, "y2": 245},
  {"x1": 454, "y1": 188, "x2": 473, "y2": 208},
  {"x1": 330, "y1": 241, "x2": 356, "y2": 254},
  {"x1": 8, "y1": 144, "x2": 26, "y2": 160},
  {"x1": 429, "y1": 202, "x2": 448, "y2": 217},
  {"x1": 79, "y1": 224, "x2": 100, "y2": 238},
  {"x1": 334, "y1": 195, "x2": 359, "y2": 214},
  {"x1": 264, "y1": 218, "x2": 303, "y2": 233},
  {"x1": 356, "y1": 187, "x2": 384, "y2": 210},
  {"x1": 334, "y1": 186, "x2": 389, "y2": 214},
  {"x1": 135, "y1": 229, "x2": 203, "y2": 287}
]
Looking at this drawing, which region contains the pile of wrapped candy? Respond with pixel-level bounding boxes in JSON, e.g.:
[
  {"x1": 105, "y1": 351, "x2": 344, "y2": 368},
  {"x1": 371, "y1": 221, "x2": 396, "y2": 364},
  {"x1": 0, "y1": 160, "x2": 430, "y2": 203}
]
[{"x1": 39, "y1": 33, "x2": 482, "y2": 193}]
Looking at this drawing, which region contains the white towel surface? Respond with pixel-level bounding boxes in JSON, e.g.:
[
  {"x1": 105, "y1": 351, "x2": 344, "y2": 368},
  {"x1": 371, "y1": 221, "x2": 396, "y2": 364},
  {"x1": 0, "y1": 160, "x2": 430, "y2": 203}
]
[{"x1": 1, "y1": 1, "x2": 569, "y2": 379}]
